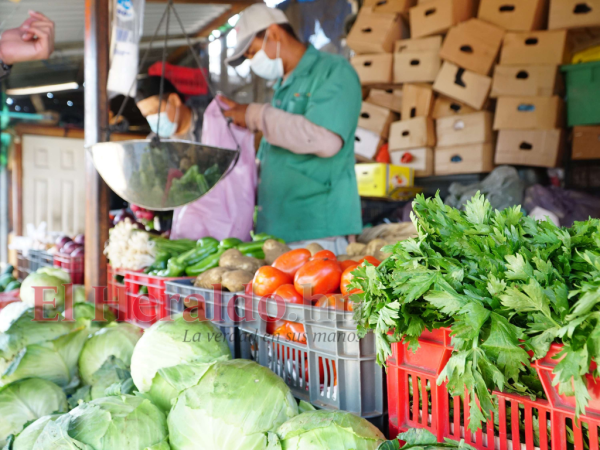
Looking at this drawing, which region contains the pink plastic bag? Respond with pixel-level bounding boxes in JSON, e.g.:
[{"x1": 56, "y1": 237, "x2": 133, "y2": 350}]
[{"x1": 170, "y1": 99, "x2": 257, "y2": 241}]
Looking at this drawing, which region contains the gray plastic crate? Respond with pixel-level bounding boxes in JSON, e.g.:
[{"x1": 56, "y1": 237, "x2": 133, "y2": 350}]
[
  {"x1": 16, "y1": 250, "x2": 30, "y2": 281},
  {"x1": 238, "y1": 295, "x2": 385, "y2": 422},
  {"x1": 164, "y1": 279, "x2": 243, "y2": 358},
  {"x1": 28, "y1": 250, "x2": 54, "y2": 273}
]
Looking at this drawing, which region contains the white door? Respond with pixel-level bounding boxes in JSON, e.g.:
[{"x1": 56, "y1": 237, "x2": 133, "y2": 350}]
[{"x1": 22, "y1": 135, "x2": 86, "y2": 235}]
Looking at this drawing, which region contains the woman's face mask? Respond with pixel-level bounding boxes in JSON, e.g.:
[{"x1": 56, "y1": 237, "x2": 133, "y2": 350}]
[
  {"x1": 146, "y1": 104, "x2": 180, "y2": 138},
  {"x1": 250, "y1": 31, "x2": 284, "y2": 80}
]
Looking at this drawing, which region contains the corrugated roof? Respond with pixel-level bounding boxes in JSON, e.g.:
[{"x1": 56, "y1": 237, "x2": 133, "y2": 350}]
[{"x1": 0, "y1": 0, "x2": 231, "y2": 45}]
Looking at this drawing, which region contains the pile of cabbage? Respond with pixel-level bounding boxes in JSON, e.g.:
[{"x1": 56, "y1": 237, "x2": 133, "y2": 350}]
[{"x1": 0, "y1": 268, "x2": 395, "y2": 450}]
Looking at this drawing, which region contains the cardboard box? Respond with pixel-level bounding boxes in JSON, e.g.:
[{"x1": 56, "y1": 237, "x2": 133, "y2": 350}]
[
  {"x1": 390, "y1": 147, "x2": 434, "y2": 177},
  {"x1": 366, "y1": 88, "x2": 403, "y2": 114},
  {"x1": 347, "y1": 8, "x2": 408, "y2": 54},
  {"x1": 351, "y1": 54, "x2": 393, "y2": 85},
  {"x1": 409, "y1": 0, "x2": 476, "y2": 38},
  {"x1": 439, "y1": 19, "x2": 505, "y2": 76},
  {"x1": 433, "y1": 62, "x2": 492, "y2": 110},
  {"x1": 572, "y1": 126, "x2": 600, "y2": 160},
  {"x1": 359, "y1": 102, "x2": 398, "y2": 138},
  {"x1": 491, "y1": 65, "x2": 562, "y2": 97},
  {"x1": 389, "y1": 117, "x2": 436, "y2": 150},
  {"x1": 478, "y1": 0, "x2": 548, "y2": 31},
  {"x1": 393, "y1": 36, "x2": 442, "y2": 84},
  {"x1": 436, "y1": 111, "x2": 494, "y2": 147},
  {"x1": 435, "y1": 143, "x2": 495, "y2": 175},
  {"x1": 355, "y1": 163, "x2": 414, "y2": 198},
  {"x1": 495, "y1": 129, "x2": 564, "y2": 167},
  {"x1": 364, "y1": 0, "x2": 416, "y2": 14},
  {"x1": 402, "y1": 83, "x2": 435, "y2": 119},
  {"x1": 500, "y1": 30, "x2": 570, "y2": 66},
  {"x1": 549, "y1": 0, "x2": 600, "y2": 30},
  {"x1": 355, "y1": 127, "x2": 384, "y2": 160},
  {"x1": 493, "y1": 96, "x2": 565, "y2": 130},
  {"x1": 432, "y1": 95, "x2": 478, "y2": 118}
]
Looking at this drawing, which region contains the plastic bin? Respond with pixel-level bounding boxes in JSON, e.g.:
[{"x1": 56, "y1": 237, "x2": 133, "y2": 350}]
[
  {"x1": 562, "y1": 61, "x2": 600, "y2": 126},
  {"x1": 0, "y1": 290, "x2": 20, "y2": 311},
  {"x1": 29, "y1": 250, "x2": 54, "y2": 273},
  {"x1": 238, "y1": 294, "x2": 385, "y2": 424},
  {"x1": 106, "y1": 265, "x2": 129, "y2": 321},
  {"x1": 124, "y1": 271, "x2": 193, "y2": 327},
  {"x1": 53, "y1": 253, "x2": 84, "y2": 285},
  {"x1": 388, "y1": 328, "x2": 600, "y2": 449},
  {"x1": 16, "y1": 250, "x2": 30, "y2": 281},
  {"x1": 164, "y1": 279, "x2": 242, "y2": 358}
]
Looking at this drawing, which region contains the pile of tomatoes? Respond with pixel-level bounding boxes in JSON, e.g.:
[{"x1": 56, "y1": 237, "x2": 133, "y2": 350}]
[{"x1": 247, "y1": 249, "x2": 381, "y2": 345}]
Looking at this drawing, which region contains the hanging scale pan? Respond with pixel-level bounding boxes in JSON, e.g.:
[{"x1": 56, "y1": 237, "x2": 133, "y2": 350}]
[{"x1": 89, "y1": 0, "x2": 241, "y2": 210}]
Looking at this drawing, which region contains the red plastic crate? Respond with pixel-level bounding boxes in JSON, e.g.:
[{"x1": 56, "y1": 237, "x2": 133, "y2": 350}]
[
  {"x1": 53, "y1": 253, "x2": 84, "y2": 285},
  {"x1": 0, "y1": 290, "x2": 20, "y2": 311},
  {"x1": 387, "y1": 328, "x2": 600, "y2": 450},
  {"x1": 124, "y1": 271, "x2": 193, "y2": 326},
  {"x1": 106, "y1": 265, "x2": 129, "y2": 321}
]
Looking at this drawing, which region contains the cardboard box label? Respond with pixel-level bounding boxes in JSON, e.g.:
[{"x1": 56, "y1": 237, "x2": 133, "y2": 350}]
[
  {"x1": 433, "y1": 61, "x2": 492, "y2": 110},
  {"x1": 436, "y1": 111, "x2": 494, "y2": 147},
  {"x1": 356, "y1": 163, "x2": 414, "y2": 198},
  {"x1": 491, "y1": 65, "x2": 561, "y2": 97},
  {"x1": 389, "y1": 117, "x2": 436, "y2": 150},
  {"x1": 500, "y1": 30, "x2": 569, "y2": 66},
  {"x1": 495, "y1": 129, "x2": 564, "y2": 167},
  {"x1": 354, "y1": 127, "x2": 383, "y2": 160},
  {"x1": 478, "y1": 0, "x2": 548, "y2": 31},
  {"x1": 493, "y1": 96, "x2": 565, "y2": 130},
  {"x1": 439, "y1": 18, "x2": 505, "y2": 75},
  {"x1": 434, "y1": 143, "x2": 495, "y2": 175}
]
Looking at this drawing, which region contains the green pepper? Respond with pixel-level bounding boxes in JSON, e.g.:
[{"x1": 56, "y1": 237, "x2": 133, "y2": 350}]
[
  {"x1": 174, "y1": 242, "x2": 219, "y2": 267},
  {"x1": 138, "y1": 286, "x2": 149, "y2": 295},
  {"x1": 250, "y1": 232, "x2": 285, "y2": 243},
  {"x1": 185, "y1": 249, "x2": 226, "y2": 276},
  {"x1": 236, "y1": 241, "x2": 266, "y2": 254},
  {"x1": 242, "y1": 249, "x2": 266, "y2": 259},
  {"x1": 147, "y1": 249, "x2": 171, "y2": 272},
  {"x1": 197, "y1": 237, "x2": 219, "y2": 248},
  {"x1": 219, "y1": 238, "x2": 243, "y2": 250},
  {"x1": 156, "y1": 258, "x2": 186, "y2": 278},
  {"x1": 151, "y1": 237, "x2": 196, "y2": 255}
]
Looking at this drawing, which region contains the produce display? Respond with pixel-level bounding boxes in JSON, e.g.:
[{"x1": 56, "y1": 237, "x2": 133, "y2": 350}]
[
  {"x1": 353, "y1": 192, "x2": 600, "y2": 432},
  {"x1": 54, "y1": 234, "x2": 85, "y2": 258},
  {"x1": 0, "y1": 265, "x2": 20, "y2": 295}
]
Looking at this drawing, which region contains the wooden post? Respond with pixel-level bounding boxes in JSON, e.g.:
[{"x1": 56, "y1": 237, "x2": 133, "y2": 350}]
[{"x1": 84, "y1": 0, "x2": 110, "y2": 299}]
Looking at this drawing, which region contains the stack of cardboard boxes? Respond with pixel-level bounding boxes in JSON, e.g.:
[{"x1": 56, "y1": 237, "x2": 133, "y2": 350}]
[{"x1": 347, "y1": 0, "x2": 600, "y2": 183}]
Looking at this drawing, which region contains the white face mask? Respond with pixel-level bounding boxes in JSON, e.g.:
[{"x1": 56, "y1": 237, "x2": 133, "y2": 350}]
[
  {"x1": 250, "y1": 32, "x2": 284, "y2": 80},
  {"x1": 146, "y1": 106, "x2": 179, "y2": 138}
]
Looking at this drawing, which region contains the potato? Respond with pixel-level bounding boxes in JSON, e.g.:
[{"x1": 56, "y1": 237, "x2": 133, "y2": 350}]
[
  {"x1": 337, "y1": 254, "x2": 354, "y2": 262},
  {"x1": 263, "y1": 239, "x2": 291, "y2": 265},
  {"x1": 219, "y1": 248, "x2": 261, "y2": 273},
  {"x1": 194, "y1": 267, "x2": 229, "y2": 289},
  {"x1": 221, "y1": 270, "x2": 254, "y2": 292},
  {"x1": 346, "y1": 242, "x2": 366, "y2": 257},
  {"x1": 365, "y1": 239, "x2": 388, "y2": 257},
  {"x1": 305, "y1": 243, "x2": 324, "y2": 256}
]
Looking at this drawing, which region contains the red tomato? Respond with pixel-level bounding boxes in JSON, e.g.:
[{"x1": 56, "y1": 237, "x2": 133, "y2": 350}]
[
  {"x1": 345, "y1": 291, "x2": 363, "y2": 312},
  {"x1": 340, "y1": 263, "x2": 360, "y2": 295},
  {"x1": 253, "y1": 266, "x2": 292, "y2": 297},
  {"x1": 244, "y1": 282, "x2": 253, "y2": 297},
  {"x1": 310, "y1": 250, "x2": 336, "y2": 261},
  {"x1": 267, "y1": 318, "x2": 286, "y2": 335},
  {"x1": 314, "y1": 293, "x2": 345, "y2": 310},
  {"x1": 294, "y1": 259, "x2": 342, "y2": 297},
  {"x1": 272, "y1": 284, "x2": 306, "y2": 305},
  {"x1": 272, "y1": 249, "x2": 311, "y2": 277},
  {"x1": 286, "y1": 321, "x2": 307, "y2": 344},
  {"x1": 358, "y1": 255, "x2": 381, "y2": 266},
  {"x1": 319, "y1": 357, "x2": 338, "y2": 386},
  {"x1": 339, "y1": 260, "x2": 358, "y2": 271}
]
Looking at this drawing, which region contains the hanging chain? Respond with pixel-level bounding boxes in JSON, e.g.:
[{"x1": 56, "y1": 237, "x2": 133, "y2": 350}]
[{"x1": 154, "y1": 0, "x2": 171, "y2": 145}]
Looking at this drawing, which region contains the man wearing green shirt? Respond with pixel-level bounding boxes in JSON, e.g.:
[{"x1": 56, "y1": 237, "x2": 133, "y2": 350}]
[{"x1": 221, "y1": 4, "x2": 362, "y2": 252}]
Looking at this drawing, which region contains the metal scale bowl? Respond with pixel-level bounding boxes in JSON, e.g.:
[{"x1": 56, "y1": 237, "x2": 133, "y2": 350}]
[{"x1": 90, "y1": 1, "x2": 240, "y2": 211}]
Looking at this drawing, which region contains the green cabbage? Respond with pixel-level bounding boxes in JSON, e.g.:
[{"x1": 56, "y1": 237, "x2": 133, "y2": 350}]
[
  {"x1": 36, "y1": 268, "x2": 71, "y2": 284},
  {"x1": 0, "y1": 379, "x2": 68, "y2": 447},
  {"x1": 167, "y1": 359, "x2": 298, "y2": 450},
  {"x1": 130, "y1": 314, "x2": 231, "y2": 411},
  {"x1": 34, "y1": 395, "x2": 170, "y2": 450},
  {"x1": 62, "y1": 302, "x2": 116, "y2": 324},
  {"x1": 19, "y1": 273, "x2": 65, "y2": 309},
  {"x1": 1, "y1": 325, "x2": 90, "y2": 388},
  {"x1": 7, "y1": 415, "x2": 62, "y2": 450},
  {"x1": 267, "y1": 410, "x2": 386, "y2": 450},
  {"x1": 79, "y1": 322, "x2": 140, "y2": 385},
  {"x1": 73, "y1": 285, "x2": 86, "y2": 303}
]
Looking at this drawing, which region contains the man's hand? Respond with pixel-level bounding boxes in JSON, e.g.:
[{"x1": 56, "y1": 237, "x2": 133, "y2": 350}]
[
  {"x1": 0, "y1": 11, "x2": 55, "y2": 65},
  {"x1": 219, "y1": 95, "x2": 249, "y2": 128}
]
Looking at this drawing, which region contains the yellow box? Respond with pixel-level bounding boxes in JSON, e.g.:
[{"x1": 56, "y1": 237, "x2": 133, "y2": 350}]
[{"x1": 355, "y1": 163, "x2": 414, "y2": 198}]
